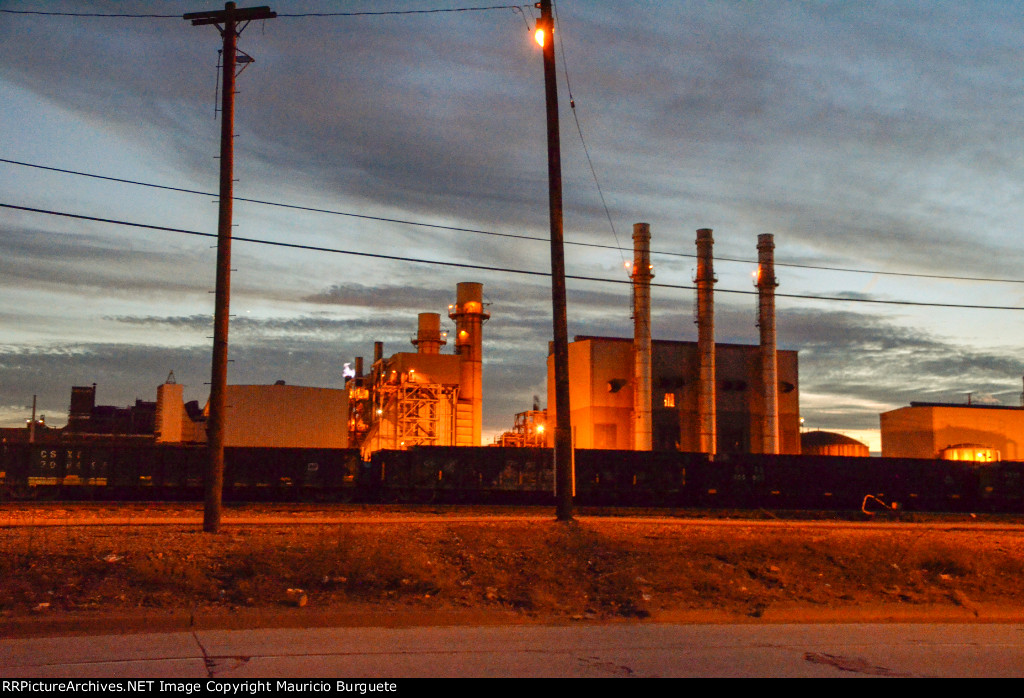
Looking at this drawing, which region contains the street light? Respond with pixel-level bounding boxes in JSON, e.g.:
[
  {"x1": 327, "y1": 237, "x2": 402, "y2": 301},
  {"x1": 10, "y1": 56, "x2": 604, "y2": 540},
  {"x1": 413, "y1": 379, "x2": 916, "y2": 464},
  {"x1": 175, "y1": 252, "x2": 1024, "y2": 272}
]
[{"x1": 535, "y1": 0, "x2": 573, "y2": 522}]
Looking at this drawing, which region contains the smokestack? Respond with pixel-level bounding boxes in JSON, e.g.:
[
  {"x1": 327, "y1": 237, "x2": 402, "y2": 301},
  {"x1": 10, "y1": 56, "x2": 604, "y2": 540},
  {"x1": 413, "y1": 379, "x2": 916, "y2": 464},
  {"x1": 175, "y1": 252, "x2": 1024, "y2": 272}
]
[
  {"x1": 354, "y1": 357, "x2": 363, "y2": 379},
  {"x1": 631, "y1": 223, "x2": 653, "y2": 451},
  {"x1": 695, "y1": 228, "x2": 716, "y2": 456},
  {"x1": 449, "y1": 282, "x2": 489, "y2": 445},
  {"x1": 757, "y1": 233, "x2": 780, "y2": 454},
  {"x1": 373, "y1": 341, "x2": 384, "y2": 365},
  {"x1": 412, "y1": 312, "x2": 445, "y2": 355}
]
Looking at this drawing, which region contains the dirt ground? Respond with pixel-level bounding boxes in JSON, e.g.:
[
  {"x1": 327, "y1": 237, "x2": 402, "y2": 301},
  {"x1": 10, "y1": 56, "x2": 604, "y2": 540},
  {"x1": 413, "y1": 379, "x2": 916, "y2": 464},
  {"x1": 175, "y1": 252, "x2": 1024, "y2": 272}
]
[{"x1": 3, "y1": 504, "x2": 1024, "y2": 637}]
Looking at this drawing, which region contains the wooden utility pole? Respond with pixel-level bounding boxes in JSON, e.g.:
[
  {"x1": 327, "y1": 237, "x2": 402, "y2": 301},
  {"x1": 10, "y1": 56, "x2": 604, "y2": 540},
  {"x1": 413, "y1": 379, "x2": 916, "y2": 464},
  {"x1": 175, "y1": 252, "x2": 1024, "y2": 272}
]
[
  {"x1": 537, "y1": 0, "x2": 573, "y2": 521},
  {"x1": 184, "y1": 3, "x2": 276, "y2": 533}
]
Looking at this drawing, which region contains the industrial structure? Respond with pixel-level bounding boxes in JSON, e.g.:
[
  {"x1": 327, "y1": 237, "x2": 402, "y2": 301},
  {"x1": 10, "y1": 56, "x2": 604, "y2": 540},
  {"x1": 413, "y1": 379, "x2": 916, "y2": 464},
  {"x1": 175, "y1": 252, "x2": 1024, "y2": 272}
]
[
  {"x1": 546, "y1": 336, "x2": 799, "y2": 453},
  {"x1": 800, "y1": 430, "x2": 870, "y2": 457},
  {"x1": 545, "y1": 227, "x2": 800, "y2": 455},
  {"x1": 21, "y1": 225, "x2": 813, "y2": 460},
  {"x1": 155, "y1": 378, "x2": 348, "y2": 449},
  {"x1": 148, "y1": 281, "x2": 491, "y2": 458},
  {"x1": 347, "y1": 282, "x2": 490, "y2": 459},
  {"x1": 65, "y1": 384, "x2": 156, "y2": 438},
  {"x1": 880, "y1": 401, "x2": 1024, "y2": 461}
]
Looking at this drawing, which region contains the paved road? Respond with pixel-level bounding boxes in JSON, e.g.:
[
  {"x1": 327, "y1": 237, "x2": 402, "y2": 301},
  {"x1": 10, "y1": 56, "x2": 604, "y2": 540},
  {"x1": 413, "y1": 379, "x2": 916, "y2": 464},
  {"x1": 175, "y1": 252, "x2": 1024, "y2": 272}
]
[{"x1": 4, "y1": 623, "x2": 1024, "y2": 678}]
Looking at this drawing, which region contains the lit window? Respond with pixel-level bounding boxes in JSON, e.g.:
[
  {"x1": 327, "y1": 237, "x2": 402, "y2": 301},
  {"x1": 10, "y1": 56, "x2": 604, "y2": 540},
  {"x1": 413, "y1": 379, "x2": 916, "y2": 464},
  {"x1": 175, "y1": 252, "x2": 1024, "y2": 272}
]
[{"x1": 663, "y1": 393, "x2": 675, "y2": 408}]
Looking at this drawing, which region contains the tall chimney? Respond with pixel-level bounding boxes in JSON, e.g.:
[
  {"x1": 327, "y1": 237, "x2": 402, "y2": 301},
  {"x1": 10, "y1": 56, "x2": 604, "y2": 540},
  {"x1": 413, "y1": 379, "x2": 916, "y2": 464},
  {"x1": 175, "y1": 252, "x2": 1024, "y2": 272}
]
[
  {"x1": 695, "y1": 228, "x2": 716, "y2": 456},
  {"x1": 354, "y1": 356, "x2": 363, "y2": 379},
  {"x1": 373, "y1": 341, "x2": 384, "y2": 365},
  {"x1": 757, "y1": 233, "x2": 779, "y2": 454},
  {"x1": 412, "y1": 312, "x2": 445, "y2": 354},
  {"x1": 631, "y1": 223, "x2": 653, "y2": 451},
  {"x1": 449, "y1": 282, "x2": 489, "y2": 446}
]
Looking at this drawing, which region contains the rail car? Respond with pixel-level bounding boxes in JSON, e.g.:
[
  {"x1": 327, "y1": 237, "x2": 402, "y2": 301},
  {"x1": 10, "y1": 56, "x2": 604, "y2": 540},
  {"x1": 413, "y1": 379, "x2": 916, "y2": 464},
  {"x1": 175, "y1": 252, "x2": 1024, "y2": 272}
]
[
  {"x1": 369, "y1": 447, "x2": 1005, "y2": 512},
  {"x1": 0, "y1": 441, "x2": 362, "y2": 501},
  {"x1": 1, "y1": 440, "x2": 1022, "y2": 512}
]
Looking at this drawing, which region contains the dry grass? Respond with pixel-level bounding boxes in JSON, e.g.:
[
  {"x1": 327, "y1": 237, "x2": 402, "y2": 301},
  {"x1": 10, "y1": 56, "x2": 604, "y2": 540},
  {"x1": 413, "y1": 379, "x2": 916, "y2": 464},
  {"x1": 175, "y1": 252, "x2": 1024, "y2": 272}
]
[{"x1": 3, "y1": 516, "x2": 1024, "y2": 624}]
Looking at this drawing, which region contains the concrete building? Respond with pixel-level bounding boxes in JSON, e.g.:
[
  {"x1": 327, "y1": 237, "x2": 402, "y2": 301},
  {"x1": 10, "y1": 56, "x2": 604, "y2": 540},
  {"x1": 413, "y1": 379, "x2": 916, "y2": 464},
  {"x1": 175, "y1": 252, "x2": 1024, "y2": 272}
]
[
  {"x1": 156, "y1": 380, "x2": 348, "y2": 449},
  {"x1": 880, "y1": 402, "x2": 1024, "y2": 460},
  {"x1": 546, "y1": 336, "x2": 800, "y2": 453}
]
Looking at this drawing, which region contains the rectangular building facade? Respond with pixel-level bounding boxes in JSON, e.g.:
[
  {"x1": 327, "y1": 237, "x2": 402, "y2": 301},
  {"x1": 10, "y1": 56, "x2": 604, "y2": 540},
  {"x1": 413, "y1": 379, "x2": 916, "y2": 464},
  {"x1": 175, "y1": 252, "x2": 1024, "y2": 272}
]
[
  {"x1": 547, "y1": 336, "x2": 800, "y2": 453},
  {"x1": 880, "y1": 402, "x2": 1024, "y2": 459}
]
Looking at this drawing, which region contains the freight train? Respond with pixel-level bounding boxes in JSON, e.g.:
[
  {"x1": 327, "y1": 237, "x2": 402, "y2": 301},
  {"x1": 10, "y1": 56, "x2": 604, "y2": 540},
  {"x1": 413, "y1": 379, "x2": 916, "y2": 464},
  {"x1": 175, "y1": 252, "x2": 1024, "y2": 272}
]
[{"x1": 1, "y1": 440, "x2": 1023, "y2": 512}]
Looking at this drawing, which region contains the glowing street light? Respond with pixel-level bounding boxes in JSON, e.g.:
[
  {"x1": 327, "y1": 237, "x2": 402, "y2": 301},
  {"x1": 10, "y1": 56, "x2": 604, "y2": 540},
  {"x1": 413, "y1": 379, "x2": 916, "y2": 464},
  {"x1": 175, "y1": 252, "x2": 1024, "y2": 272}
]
[{"x1": 535, "y1": 0, "x2": 573, "y2": 522}]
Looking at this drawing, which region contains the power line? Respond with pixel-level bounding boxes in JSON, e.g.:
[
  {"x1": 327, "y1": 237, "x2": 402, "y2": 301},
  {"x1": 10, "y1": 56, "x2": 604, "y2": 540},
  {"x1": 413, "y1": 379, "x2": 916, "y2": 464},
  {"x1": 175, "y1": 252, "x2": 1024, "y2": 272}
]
[
  {"x1": 275, "y1": 6, "x2": 530, "y2": 18},
  {"x1": 552, "y1": 1, "x2": 624, "y2": 270},
  {"x1": 0, "y1": 9, "x2": 179, "y2": 17},
  {"x1": 4, "y1": 202, "x2": 1023, "y2": 311},
  {"x1": 0, "y1": 5, "x2": 528, "y2": 19},
  {"x1": 3, "y1": 157, "x2": 1021, "y2": 286}
]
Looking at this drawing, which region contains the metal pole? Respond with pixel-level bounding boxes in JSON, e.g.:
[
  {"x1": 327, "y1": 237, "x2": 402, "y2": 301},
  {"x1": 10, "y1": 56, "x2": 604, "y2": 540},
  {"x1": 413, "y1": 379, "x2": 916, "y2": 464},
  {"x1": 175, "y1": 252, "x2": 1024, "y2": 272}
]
[
  {"x1": 184, "y1": 3, "x2": 276, "y2": 533},
  {"x1": 538, "y1": 0, "x2": 573, "y2": 521}
]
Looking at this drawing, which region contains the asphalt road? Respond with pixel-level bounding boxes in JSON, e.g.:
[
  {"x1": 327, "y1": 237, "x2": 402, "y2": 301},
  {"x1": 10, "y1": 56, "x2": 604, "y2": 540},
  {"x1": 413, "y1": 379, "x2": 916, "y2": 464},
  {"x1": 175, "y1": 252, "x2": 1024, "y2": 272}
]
[{"x1": 4, "y1": 622, "x2": 1024, "y2": 678}]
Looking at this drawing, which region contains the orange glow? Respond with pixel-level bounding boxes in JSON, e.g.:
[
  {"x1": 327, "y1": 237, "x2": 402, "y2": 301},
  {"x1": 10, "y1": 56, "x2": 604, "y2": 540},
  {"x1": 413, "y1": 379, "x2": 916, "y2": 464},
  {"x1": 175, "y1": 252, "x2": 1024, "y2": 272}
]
[{"x1": 534, "y1": 27, "x2": 545, "y2": 47}]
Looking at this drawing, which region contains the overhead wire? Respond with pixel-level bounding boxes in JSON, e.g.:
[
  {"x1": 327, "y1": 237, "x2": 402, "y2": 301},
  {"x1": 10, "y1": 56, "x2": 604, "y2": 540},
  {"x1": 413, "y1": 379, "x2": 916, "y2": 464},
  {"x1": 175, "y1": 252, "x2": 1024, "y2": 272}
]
[
  {"x1": 0, "y1": 5, "x2": 530, "y2": 19},
  {"x1": 3, "y1": 157, "x2": 1020, "y2": 286},
  {"x1": 4, "y1": 202, "x2": 1024, "y2": 312},
  {"x1": 552, "y1": 0, "x2": 625, "y2": 270}
]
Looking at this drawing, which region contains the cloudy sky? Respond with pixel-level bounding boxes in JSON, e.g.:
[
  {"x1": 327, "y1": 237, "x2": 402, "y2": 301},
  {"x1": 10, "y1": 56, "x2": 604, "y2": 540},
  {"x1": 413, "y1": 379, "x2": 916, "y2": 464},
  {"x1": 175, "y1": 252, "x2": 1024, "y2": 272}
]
[{"x1": 3, "y1": 0, "x2": 1024, "y2": 451}]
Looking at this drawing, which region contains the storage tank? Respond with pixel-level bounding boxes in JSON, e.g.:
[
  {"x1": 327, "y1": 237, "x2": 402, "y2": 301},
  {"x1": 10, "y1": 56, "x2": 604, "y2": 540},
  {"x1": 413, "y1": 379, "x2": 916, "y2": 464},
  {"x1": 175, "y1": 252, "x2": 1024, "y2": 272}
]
[
  {"x1": 939, "y1": 443, "x2": 1000, "y2": 462},
  {"x1": 800, "y1": 430, "x2": 869, "y2": 457}
]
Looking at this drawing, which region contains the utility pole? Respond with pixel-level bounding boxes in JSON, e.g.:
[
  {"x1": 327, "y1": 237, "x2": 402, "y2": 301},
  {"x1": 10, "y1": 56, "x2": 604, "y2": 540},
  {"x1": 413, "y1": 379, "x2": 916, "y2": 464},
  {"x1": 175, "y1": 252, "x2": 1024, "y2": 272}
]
[
  {"x1": 536, "y1": 0, "x2": 573, "y2": 521},
  {"x1": 184, "y1": 2, "x2": 276, "y2": 533}
]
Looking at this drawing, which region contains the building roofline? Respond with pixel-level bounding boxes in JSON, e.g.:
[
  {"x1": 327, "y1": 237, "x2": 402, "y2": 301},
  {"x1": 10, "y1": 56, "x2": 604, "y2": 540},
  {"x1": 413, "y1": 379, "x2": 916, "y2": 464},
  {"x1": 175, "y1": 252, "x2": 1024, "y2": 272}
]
[{"x1": 570, "y1": 335, "x2": 797, "y2": 352}]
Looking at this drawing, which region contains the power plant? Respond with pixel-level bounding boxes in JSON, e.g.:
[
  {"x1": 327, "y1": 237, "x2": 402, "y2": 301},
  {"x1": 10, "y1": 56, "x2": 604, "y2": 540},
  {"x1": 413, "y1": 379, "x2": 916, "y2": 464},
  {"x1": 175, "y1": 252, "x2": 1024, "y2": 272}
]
[
  {"x1": 544, "y1": 226, "x2": 800, "y2": 455},
  {"x1": 17, "y1": 228, "x2": 806, "y2": 457},
  {"x1": 345, "y1": 282, "x2": 490, "y2": 459},
  {"x1": 14, "y1": 224, "x2": 1024, "y2": 470}
]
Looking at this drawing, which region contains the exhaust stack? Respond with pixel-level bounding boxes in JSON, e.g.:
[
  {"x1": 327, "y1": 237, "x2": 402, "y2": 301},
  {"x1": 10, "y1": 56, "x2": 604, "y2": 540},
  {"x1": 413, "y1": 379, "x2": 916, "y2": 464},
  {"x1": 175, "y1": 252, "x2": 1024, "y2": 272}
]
[
  {"x1": 695, "y1": 228, "x2": 716, "y2": 455},
  {"x1": 412, "y1": 312, "x2": 445, "y2": 355},
  {"x1": 756, "y1": 233, "x2": 780, "y2": 454},
  {"x1": 449, "y1": 282, "x2": 489, "y2": 446},
  {"x1": 631, "y1": 223, "x2": 653, "y2": 451}
]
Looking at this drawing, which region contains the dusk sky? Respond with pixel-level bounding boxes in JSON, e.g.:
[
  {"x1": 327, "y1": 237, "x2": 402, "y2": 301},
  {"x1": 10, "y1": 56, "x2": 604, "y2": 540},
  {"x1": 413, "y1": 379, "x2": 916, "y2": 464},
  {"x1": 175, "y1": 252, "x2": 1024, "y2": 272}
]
[{"x1": 3, "y1": 0, "x2": 1024, "y2": 451}]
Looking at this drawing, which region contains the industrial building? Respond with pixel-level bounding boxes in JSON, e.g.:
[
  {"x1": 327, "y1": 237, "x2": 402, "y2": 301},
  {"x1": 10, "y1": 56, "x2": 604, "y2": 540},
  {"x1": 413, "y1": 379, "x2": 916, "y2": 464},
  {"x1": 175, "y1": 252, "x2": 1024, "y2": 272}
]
[
  {"x1": 155, "y1": 379, "x2": 348, "y2": 449},
  {"x1": 347, "y1": 282, "x2": 490, "y2": 459},
  {"x1": 544, "y1": 226, "x2": 800, "y2": 455},
  {"x1": 880, "y1": 402, "x2": 1024, "y2": 460},
  {"x1": 546, "y1": 336, "x2": 800, "y2": 453},
  {"x1": 66, "y1": 384, "x2": 156, "y2": 437}
]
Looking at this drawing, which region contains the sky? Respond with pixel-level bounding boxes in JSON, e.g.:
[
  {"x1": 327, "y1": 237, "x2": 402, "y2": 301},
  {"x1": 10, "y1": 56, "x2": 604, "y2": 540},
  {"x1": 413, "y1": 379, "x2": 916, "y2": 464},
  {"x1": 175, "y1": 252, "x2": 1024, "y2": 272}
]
[{"x1": 3, "y1": 0, "x2": 1024, "y2": 452}]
